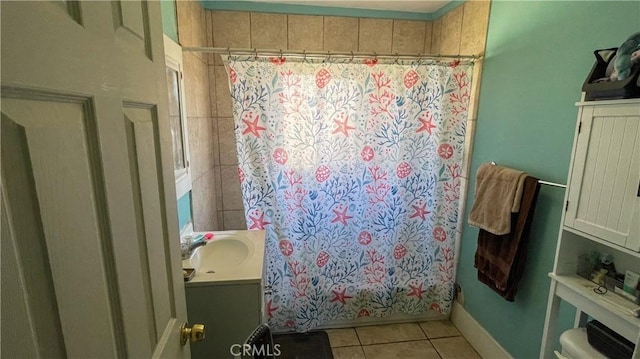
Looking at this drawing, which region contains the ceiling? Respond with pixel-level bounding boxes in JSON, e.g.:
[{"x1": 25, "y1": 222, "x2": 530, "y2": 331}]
[{"x1": 249, "y1": 0, "x2": 452, "y2": 14}]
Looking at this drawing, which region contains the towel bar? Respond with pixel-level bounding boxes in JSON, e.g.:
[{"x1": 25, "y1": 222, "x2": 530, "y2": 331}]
[{"x1": 489, "y1": 162, "x2": 567, "y2": 188}]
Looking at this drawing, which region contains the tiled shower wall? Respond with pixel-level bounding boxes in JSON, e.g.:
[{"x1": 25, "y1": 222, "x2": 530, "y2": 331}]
[
  {"x1": 176, "y1": 1, "x2": 219, "y2": 230},
  {"x1": 177, "y1": 0, "x2": 490, "y2": 230}
]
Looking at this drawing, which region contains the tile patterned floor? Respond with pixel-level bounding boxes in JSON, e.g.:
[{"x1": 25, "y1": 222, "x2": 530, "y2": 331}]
[{"x1": 326, "y1": 320, "x2": 481, "y2": 359}]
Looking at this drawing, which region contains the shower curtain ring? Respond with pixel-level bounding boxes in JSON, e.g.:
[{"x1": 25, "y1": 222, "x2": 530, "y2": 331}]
[
  {"x1": 394, "y1": 53, "x2": 400, "y2": 64},
  {"x1": 279, "y1": 49, "x2": 283, "y2": 59},
  {"x1": 253, "y1": 48, "x2": 258, "y2": 59},
  {"x1": 303, "y1": 50, "x2": 307, "y2": 62},
  {"x1": 350, "y1": 51, "x2": 354, "y2": 63},
  {"x1": 227, "y1": 47, "x2": 231, "y2": 61}
]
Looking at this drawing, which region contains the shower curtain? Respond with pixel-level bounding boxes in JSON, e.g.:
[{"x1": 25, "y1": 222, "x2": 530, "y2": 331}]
[{"x1": 225, "y1": 55, "x2": 473, "y2": 332}]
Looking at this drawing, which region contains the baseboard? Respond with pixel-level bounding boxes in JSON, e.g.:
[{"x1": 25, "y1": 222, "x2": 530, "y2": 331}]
[
  {"x1": 314, "y1": 311, "x2": 447, "y2": 330},
  {"x1": 451, "y1": 301, "x2": 513, "y2": 359}
]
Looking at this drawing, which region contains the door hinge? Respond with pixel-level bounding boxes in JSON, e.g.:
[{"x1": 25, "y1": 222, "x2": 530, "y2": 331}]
[
  {"x1": 578, "y1": 122, "x2": 582, "y2": 134},
  {"x1": 565, "y1": 200, "x2": 569, "y2": 211}
]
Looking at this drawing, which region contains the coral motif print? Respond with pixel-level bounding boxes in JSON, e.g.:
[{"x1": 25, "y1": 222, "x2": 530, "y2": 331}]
[
  {"x1": 403, "y1": 70, "x2": 419, "y2": 89},
  {"x1": 438, "y1": 143, "x2": 454, "y2": 159},
  {"x1": 273, "y1": 148, "x2": 289, "y2": 165},
  {"x1": 228, "y1": 67, "x2": 237, "y2": 84},
  {"x1": 225, "y1": 56, "x2": 473, "y2": 332},
  {"x1": 396, "y1": 162, "x2": 412, "y2": 179},
  {"x1": 315, "y1": 165, "x2": 331, "y2": 182},
  {"x1": 241, "y1": 113, "x2": 266, "y2": 137},
  {"x1": 393, "y1": 244, "x2": 408, "y2": 260},
  {"x1": 357, "y1": 231, "x2": 372, "y2": 245},
  {"x1": 315, "y1": 68, "x2": 332, "y2": 88},
  {"x1": 270, "y1": 57, "x2": 286, "y2": 65},
  {"x1": 361, "y1": 146, "x2": 374, "y2": 161}
]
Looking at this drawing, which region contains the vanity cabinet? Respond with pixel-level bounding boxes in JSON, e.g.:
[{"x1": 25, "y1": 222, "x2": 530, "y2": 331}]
[
  {"x1": 564, "y1": 101, "x2": 640, "y2": 252},
  {"x1": 540, "y1": 98, "x2": 640, "y2": 359},
  {"x1": 186, "y1": 281, "x2": 263, "y2": 359},
  {"x1": 182, "y1": 230, "x2": 267, "y2": 359}
]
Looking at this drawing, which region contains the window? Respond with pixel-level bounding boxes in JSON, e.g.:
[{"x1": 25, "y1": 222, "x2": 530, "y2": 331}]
[{"x1": 163, "y1": 35, "x2": 191, "y2": 199}]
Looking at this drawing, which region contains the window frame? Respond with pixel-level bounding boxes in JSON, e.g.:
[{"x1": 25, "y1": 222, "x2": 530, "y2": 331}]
[{"x1": 163, "y1": 35, "x2": 192, "y2": 199}]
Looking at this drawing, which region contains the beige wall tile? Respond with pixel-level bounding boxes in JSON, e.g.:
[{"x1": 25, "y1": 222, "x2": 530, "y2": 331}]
[
  {"x1": 214, "y1": 166, "x2": 223, "y2": 210},
  {"x1": 195, "y1": 58, "x2": 211, "y2": 118},
  {"x1": 177, "y1": 1, "x2": 208, "y2": 62},
  {"x1": 218, "y1": 117, "x2": 238, "y2": 166},
  {"x1": 431, "y1": 18, "x2": 442, "y2": 54},
  {"x1": 212, "y1": 10, "x2": 251, "y2": 47},
  {"x1": 187, "y1": 117, "x2": 214, "y2": 182},
  {"x1": 183, "y1": 53, "x2": 210, "y2": 118},
  {"x1": 191, "y1": 169, "x2": 218, "y2": 230},
  {"x1": 324, "y1": 16, "x2": 359, "y2": 52},
  {"x1": 460, "y1": 0, "x2": 491, "y2": 55},
  {"x1": 176, "y1": 0, "x2": 193, "y2": 47},
  {"x1": 221, "y1": 165, "x2": 243, "y2": 210},
  {"x1": 251, "y1": 12, "x2": 288, "y2": 50},
  {"x1": 358, "y1": 18, "x2": 393, "y2": 53},
  {"x1": 182, "y1": 53, "x2": 199, "y2": 118},
  {"x1": 206, "y1": 11, "x2": 214, "y2": 64},
  {"x1": 392, "y1": 20, "x2": 425, "y2": 54},
  {"x1": 424, "y1": 21, "x2": 433, "y2": 54},
  {"x1": 217, "y1": 211, "x2": 225, "y2": 229},
  {"x1": 208, "y1": 65, "x2": 217, "y2": 117},
  {"x1": 212, "y1": 11, "x2": 251, "y2": 65},
  {"x1": 210, "y1": 117, "x2": 220, "y2": 167},
  {"x1": 193, "y1": 1, "x2": 207, "y2": 63},
  {"x1": 215, "y1": 66, "x2": 233, "y2": 117},
  {"x1": 223, "y1": 210, "x2": 247, "y2": 230},
  {"x1": 288, "y1": 15, "x2": 323, "y2": 50},
  {"x1": 439, "y1": 5, "x2": 464, "y2": 55}
]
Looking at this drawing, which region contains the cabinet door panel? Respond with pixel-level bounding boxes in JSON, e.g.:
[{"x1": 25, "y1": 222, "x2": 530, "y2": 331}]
[{"x1": 565, "y1": 103, "x2": 640, "y2": 251}]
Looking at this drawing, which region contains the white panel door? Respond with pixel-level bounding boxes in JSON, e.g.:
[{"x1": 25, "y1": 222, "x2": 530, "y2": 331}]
[
  {"x1": 564, "y1": 102, "x2": 640, "y2": 252},
  {"x1": 1, "y1": 1, "x2": 189, "y2": 358}
]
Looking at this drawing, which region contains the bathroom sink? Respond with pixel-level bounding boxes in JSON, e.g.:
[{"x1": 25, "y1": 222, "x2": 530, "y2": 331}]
[
  {"x1": 189, "y1": 238, "x2": 250, "y2": 271},
  {"x1": 182, "y1": 230, "x2": 265, "y2": 285}
]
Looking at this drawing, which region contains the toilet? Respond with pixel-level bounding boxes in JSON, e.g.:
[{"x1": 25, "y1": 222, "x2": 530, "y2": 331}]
[{"x1": 555, "y1": 328, "x2": 607, "y2": 359}]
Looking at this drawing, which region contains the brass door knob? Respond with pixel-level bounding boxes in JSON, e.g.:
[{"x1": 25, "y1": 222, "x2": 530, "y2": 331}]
[{"x1": 180, "y1": 323, "x2": 205, "y2": 345}]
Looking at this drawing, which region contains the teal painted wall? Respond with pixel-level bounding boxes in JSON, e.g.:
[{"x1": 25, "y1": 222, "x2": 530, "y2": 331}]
[
  {"x1": 177, "y1": 192, "x2": 192, "y2": 231},
  {"x1": 457, "y1": 2, "x2": 640, "y2": 358},
  {"x1": 161, "y1": 0, "x2": 178, "y2": 42}
]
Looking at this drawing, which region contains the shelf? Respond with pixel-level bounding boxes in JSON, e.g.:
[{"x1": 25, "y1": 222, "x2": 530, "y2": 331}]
[
  {"x1": 550, "y1": 273, "x2": 640, "y2": 342},
  {"x1": 575, "y1": 98, "x2": 640, "y2": 107},
  {"x1": 563, "y1": 227, "x2": 640, "y2": 259}
]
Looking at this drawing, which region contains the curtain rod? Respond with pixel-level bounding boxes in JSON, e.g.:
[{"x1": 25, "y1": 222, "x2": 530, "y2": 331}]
[
  {"x1": 183, "y1": 47, "x2": 481, "y2": 61},
  {"x1": 490, "y1": 162, "x2": 566, "y2": 188}
]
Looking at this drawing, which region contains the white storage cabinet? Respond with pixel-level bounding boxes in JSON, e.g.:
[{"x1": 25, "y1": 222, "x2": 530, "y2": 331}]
[{"x1": 540, "y1": 98, "x2": 640, "y2": 359}]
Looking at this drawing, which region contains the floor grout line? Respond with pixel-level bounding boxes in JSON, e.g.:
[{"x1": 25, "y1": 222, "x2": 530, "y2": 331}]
[{"x1": 327, "y1": 321, "x2": 472, "y2": 359}]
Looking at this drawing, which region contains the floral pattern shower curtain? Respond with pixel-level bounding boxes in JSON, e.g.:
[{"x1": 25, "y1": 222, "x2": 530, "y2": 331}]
[{"x1": 225, "y1": 55, "x2": 473, "y2": 331}]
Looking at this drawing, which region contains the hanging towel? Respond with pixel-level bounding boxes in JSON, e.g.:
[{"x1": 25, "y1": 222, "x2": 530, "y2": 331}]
[
  {"x1": 474, "y1": 176, "x2": 541, "y2": 301},
  {"x1": 468, "y1": 163, "x2": 527, "y2": 235}
]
